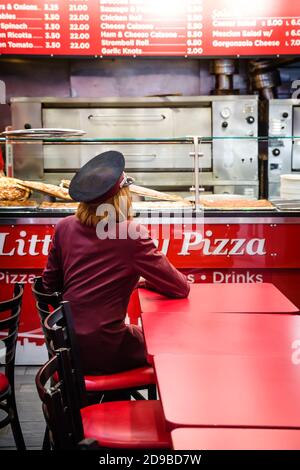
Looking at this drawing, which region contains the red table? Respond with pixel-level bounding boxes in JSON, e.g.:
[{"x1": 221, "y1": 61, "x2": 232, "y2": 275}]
[
  {"x1": 139, "y1": 283, "x2": 299, "y2": 314},
  {"x1": 154, "y1": 354, "x2": 300, "y2": 430},
  {"x1": 142, "y1": 311, "x2": 300, "y2": 361},
  {"x1": 171, "y1": 428, "x2": 300, "y2": 450}
]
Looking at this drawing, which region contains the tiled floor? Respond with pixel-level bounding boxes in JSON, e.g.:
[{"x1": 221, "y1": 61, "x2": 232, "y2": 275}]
[{"x1": 0, "y1": 366, "x2": 45, "y2": 450}]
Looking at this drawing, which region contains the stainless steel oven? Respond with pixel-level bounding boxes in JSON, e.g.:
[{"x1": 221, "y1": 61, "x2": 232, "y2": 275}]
[{"x1": 10, "y1": 95, "x2": 259, "y2": 197}]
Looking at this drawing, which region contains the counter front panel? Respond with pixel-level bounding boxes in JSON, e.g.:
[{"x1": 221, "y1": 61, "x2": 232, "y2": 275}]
[{"x1": 0, "y1": 210, "x2": 299, "y2": 364}]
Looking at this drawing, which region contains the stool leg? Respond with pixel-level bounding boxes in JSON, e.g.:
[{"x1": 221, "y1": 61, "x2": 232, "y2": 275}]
[
  {"x1": 7, "y1": 391, "x2": 26, "y2": 451},
  {"x1": 148, "y1": 384, "x2": 157, "y2": 400}
]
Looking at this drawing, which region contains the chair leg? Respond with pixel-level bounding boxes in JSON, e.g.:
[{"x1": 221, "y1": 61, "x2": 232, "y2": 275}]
[
  {"x1": 42, "y1": 425, "x2": 51, "y2": 450},
  {"x1": 148, "y1": 384, "x2": 157, "y2": 400},
  {"x1": 7, "y1": 392, "x2": 26, "y2": 451}
]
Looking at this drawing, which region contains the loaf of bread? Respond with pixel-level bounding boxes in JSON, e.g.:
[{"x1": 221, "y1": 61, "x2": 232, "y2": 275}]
[
  {"x1": 18, "y1": 181, "x2": 72, "y2": 201},
  {"x1": 0, "y1": 177, "x2": 31, "y2": 201},
  {"x1": 130, "y1": 184, "x2": 184, "y2": 202}
]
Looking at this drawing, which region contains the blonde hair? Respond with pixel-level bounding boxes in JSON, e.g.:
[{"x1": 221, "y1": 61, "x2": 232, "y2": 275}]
[{"x1": 76, "y1": 186, "x2": 133, "y2": 227}]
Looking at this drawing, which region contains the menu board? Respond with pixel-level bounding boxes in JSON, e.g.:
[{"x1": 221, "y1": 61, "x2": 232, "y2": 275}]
[{"x1": 0, "y1": 0, "x2": 299, "y2": 57}]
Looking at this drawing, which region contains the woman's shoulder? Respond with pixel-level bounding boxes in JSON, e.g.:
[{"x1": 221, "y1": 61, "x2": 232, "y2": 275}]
[{"x1": 55, "y1": 215, "x2": 78, "y2": 232}]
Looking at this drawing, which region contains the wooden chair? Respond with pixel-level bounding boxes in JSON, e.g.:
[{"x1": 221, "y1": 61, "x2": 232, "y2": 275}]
[
  {"x1": 35, "y1": 305, "x2": 171, "y2": 450},
  {"x1": 32, "y1": 277, "x2": 157, "y2": 402},
  {"x1": 0, "y1": 283, "x2": 26, "y2": 450},
  {"x1": 35, "y1": 353, "x2": 79, "y2": 450}
]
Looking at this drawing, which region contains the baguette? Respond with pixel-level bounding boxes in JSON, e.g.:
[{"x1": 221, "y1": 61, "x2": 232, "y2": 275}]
[
  {"x1": 18, "y1": 181, "x2": 72, "y2": 201},
  {"x1": 61, "y1": 179, "x2": 185, "y2": 202},
  {"x1": 130, "y1": 184, "x2": 184, "y2": 202}
]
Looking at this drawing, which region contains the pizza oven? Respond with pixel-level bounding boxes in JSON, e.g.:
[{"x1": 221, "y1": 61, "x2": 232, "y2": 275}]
[{"x1": 10, "y1": 95, "x2": 259, "y2": 197}]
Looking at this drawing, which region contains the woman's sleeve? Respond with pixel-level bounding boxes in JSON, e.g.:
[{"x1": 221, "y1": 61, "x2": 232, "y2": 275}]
[
  {"x1": 132, "y1": 228, "x2": 190, "y2": 299},
  {"x1": 42, "y1": 229, "x2": 64, "y2": 294}
]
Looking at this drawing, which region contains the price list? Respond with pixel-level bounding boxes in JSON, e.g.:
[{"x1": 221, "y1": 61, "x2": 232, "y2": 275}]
[
  {"x1": 0, "y1": 1, "x2": 99, "y2": 55},
  {"x1": 202, "y1": 0, "x2": 300, "y2": 56},
  {"x1": 0, "y1": 0, "x2": 299, "y2": 57},
  {"x1": 98, "y1": 0, "x2": 203, "y2": 57}
]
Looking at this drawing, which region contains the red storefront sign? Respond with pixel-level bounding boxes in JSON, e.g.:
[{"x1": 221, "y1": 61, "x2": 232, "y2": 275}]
[
  {"x1": 1, "y1": 223, "x2": 300, "y2": 269},
  {"x1": 0, "y1": 221, "x2": 299, "y2": 364}
]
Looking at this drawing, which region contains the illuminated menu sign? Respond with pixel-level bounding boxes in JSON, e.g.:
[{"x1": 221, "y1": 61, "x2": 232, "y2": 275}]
[{"x1": 0, "y1": 0, "x2": 299, "y2": 57}]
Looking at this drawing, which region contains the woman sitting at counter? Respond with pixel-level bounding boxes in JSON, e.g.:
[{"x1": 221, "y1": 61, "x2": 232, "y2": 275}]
[{"x1": 42, "y1": 151, "x2": 189, "y2": 375}]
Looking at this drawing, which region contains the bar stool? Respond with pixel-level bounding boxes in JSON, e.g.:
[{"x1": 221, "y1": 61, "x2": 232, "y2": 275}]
[
  {"x1": 35, "y1": 303, "x2": 170, "y2": 450},
  {"x1": 0, "y1": 283, "x2": 26, "y2": 450}
]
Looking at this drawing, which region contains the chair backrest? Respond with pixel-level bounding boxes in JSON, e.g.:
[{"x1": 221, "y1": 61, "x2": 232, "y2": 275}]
[
  {"x1": 32, "y1": 276, "x2": 62, "y2": 358},
  {"x1": 32, "y1": 276, "x2": 61, "y2": 310},
  {"x1": 35, "y1": 349, "x2": 85, "y2": 450},
  {"x1": 0, "y1": 283, "x2": 24, "y2": 382},
  {"x1": 43, "y1": 301, "x2": 87, "y2": 407}
]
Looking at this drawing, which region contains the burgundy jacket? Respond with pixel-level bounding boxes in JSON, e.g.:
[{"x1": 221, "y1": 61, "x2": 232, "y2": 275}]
[{"x1": 42, "y1": 216, "x2": 189, "y2": 374}]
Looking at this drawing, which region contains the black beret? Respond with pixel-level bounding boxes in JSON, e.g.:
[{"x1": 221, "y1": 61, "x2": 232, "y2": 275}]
[{"x1": 69, "y1": 151, "x2": 125, "y2": 203}]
